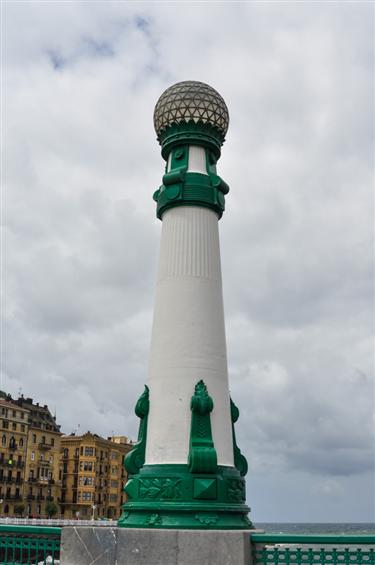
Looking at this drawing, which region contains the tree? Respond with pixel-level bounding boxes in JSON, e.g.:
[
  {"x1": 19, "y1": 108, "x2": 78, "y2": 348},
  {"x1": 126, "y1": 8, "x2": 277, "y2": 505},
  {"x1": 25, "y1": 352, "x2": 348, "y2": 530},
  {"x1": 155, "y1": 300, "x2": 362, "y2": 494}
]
[
  {"x1": 45, "y1": 501, "x2": 58, "y2": 518},
  {"x1": 14, "y1": 503, "x2": 25, "y2": 516}
]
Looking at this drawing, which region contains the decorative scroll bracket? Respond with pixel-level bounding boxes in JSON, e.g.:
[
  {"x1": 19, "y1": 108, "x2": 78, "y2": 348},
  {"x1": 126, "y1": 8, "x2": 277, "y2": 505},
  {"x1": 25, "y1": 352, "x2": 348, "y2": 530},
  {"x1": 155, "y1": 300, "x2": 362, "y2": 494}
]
[
  {"x1": 124, "y1": 385, "x2": 150, "y2": 476},
  {"x1": 230, "y1": 397, "x2": 248, "y2": 477},
  {"x1": 188, "y1": 380, "x2": 218, "y2": 474}
]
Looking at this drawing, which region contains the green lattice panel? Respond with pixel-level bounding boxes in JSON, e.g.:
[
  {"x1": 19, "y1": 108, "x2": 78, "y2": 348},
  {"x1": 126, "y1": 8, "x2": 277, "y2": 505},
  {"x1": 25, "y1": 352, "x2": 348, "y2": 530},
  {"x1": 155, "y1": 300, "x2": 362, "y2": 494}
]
[{"x1": 0, "y1": 527, "x2": 61, "y2": 565}]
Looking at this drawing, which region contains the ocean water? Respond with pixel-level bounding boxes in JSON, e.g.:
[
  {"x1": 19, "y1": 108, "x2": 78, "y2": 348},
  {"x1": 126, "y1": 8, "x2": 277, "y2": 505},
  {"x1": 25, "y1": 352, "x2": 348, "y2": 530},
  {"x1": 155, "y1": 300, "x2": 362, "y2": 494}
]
[{"x1": 254, "y1": 523, "x2": 375, "y2": 535}]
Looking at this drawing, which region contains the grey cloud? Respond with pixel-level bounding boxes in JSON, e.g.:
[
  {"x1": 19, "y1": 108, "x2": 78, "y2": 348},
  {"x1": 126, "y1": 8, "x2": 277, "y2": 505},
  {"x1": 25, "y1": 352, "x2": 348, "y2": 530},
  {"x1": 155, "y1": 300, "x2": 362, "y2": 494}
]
[{"x1": 3, "y1": 2, "x2": 374, "y2": 521}]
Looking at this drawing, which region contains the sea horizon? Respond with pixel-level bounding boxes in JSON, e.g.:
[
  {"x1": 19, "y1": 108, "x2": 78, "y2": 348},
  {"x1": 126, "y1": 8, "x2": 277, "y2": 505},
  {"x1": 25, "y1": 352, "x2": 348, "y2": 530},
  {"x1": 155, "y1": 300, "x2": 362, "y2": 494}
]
[{"x1": 253, "y1": 522, "x2": 375, "y2": 535}]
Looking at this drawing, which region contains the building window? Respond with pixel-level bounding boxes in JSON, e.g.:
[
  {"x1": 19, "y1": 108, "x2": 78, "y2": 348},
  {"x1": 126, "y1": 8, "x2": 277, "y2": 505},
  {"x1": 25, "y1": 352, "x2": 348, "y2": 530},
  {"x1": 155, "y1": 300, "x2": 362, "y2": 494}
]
[
  {"x1": 40, "y1": 467, "x2": 48, "y2": 479},
  {"x1": 20, "y1": 413, "x2": 24, "y2": 420},
  {"x1": 12, "y1": 410, "x2": 16, "y2": 418},
  {"x1": 84, "y1": 447, "x2": 94, "y2": 456},
  {"x1": 51, "y1": 438, "x2": 54, "y2": 447},
  {"x1": 79, "y1": 476, "x2": 94, "y2": 486},
  {"x1": 80, "y1": 461, "x2": 93, "y2": 472},
  {"x1": 63, "y1": 448, "x2": 68, "y2": 458},
  {"x1": 2, "y1": 421, "x2": 8, "y2": 429},
  {"x1": 31, "y1": 451, "x2": 35, "y2": 461},
  {"x1": 41, "y1": 436, "x2": 45, "y2": 445},
  {"x1": 19, "y1": 439, "x2": 23, "y2": 448},
  {"x1": 82, "y1": 492, "x2": 92, "y2": 501},
  {"x1": 1, "y1": 435, "x2": 6, "y2": 446},
  {"x1": 12, "y1": 423, "x2": 16, "y2": 431},
  {"x1": 109, "y1": 494, "x2": 117, "y2": 503},
  {"x1": 9, "y1": 437, "x2": 15, "y2": 449},
  {"x1": 111, "y1": 480, "x2": 118, "y2": 488},
  {"x1": 21, "y1": 424, "x2": 25, "y2": 432},
  {"x1": 32, "y1": 434, "x2": 36, "y2": 444}
]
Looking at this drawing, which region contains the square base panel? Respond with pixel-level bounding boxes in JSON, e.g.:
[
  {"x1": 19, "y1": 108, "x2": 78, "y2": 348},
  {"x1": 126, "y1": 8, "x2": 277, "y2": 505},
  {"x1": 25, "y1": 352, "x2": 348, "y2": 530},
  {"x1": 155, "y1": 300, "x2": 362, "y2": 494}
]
[{"x1": 60, "y1": 526, "x2": 264, "y2": 565}]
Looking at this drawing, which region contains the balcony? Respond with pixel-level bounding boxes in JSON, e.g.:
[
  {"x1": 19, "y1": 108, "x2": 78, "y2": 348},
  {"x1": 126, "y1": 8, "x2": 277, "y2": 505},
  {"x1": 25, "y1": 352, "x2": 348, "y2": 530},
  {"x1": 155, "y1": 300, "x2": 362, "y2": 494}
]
[
  {"x1": 28, "y1": 477, "x2": 38, "y2": 483},
  {"x1": 46, "y1": 496, "x2": 54, "y2": 502},
  {"x1": 36, "y1": 495, "x2": 45, "y2": 501},
  {"x1": 48, "y1": 479, "x2": 55, "y2": 485},
  {"x1": 0, "y1": 459, "x2": 17, "y2": 468},
  {"x1": 16, "y1": 461, "x2": 24, "y2": 468},
  {"x1": 39, "y1": 443, "x2": 52, "y2": 450},
  {"x1": 38, "y1": 459, "x2": 50, "y2": 466},
  {"x1": 4, "y1": 494, "x2": 22, "y2": 500},
  {"x1": 26, "y1": 494, "x2": 35, "y2": 501}
]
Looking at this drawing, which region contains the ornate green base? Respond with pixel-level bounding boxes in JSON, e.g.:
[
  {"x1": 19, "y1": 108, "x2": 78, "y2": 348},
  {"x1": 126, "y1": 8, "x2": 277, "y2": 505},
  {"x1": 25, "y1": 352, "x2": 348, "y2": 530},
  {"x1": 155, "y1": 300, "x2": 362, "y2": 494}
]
[{"x1": 118, "y1": 464, "x2": 253, "y2": 530}]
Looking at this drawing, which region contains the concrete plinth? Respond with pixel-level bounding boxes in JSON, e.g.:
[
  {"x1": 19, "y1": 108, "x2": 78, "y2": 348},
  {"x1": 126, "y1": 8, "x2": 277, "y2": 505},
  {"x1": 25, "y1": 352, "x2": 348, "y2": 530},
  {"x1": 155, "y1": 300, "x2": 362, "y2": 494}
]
[{"x1": 60, "y1": 526, "x2": 255, "y2": 565}]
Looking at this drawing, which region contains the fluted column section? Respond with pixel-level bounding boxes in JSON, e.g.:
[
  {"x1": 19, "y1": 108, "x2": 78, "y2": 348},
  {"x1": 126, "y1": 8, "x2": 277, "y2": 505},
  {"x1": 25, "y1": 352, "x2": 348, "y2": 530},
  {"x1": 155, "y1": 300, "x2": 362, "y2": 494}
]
[{"x1": 145, "y1": 205, "x2": 234, "y2": 466}]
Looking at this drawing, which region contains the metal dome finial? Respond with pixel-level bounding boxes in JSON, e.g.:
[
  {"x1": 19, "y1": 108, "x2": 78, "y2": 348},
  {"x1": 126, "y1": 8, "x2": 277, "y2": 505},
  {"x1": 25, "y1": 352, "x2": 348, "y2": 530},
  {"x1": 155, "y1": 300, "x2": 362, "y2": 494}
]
[{"x1": 153, "y1": 81, "x2": 229, "y2": 140}]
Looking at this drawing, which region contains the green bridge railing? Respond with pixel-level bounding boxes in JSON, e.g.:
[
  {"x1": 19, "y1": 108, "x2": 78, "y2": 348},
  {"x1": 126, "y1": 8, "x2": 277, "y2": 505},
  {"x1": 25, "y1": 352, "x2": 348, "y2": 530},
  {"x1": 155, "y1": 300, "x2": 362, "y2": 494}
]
[
  {"x1": 0, "y1": 525, "x2": 373, "y2": 564},
  {"x1": 251, "y1": 534, "x2": 375, "y2": 565},
  {"x1": 0, "y1": 525, "x2": 61, "y2": 565}
]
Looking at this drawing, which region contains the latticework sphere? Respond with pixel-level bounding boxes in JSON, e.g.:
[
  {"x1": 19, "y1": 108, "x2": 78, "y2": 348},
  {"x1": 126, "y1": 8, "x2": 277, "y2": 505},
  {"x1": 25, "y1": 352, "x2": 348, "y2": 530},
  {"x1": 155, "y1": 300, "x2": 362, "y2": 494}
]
[{"x1": 154, "y1": 81, "x2": 229, "y2": 139}]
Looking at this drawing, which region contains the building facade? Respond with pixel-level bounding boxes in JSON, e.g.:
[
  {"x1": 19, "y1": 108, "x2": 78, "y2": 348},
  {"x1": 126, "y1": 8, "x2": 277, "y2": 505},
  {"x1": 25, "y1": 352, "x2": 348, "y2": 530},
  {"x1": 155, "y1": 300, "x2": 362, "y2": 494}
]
[
  {"x1": 18, "y1": 397, "x2": 62, "y2": 518},
  {"x1": 60, "y1": 432, "x2": 132, "y2": 519},
  {"x1": 0, "y1": 397, "x2": 30, "y2": 515},
  {"x1": 0, "y1": 393, "x2": 62, "y2": 517}
]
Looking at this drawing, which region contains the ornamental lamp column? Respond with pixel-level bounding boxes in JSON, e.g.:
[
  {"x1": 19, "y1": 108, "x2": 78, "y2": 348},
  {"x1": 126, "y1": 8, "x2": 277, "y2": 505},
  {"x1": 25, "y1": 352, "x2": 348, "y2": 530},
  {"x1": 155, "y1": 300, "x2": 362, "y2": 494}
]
[{"x1": 119, "y1": 81, "x2": 251, "y2": 530}]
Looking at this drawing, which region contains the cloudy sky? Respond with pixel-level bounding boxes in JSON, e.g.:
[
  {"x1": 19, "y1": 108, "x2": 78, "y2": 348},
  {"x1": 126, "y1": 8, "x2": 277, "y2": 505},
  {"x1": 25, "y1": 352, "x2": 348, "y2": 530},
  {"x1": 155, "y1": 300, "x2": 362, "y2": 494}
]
[{"x1": 2, "y1": 2, "x2": 374, "y2": 523}]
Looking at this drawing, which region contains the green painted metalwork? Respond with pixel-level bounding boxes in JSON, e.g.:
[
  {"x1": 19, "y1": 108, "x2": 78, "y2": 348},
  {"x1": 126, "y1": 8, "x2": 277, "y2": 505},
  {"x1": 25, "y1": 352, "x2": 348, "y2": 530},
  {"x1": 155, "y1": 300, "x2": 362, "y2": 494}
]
[
  {"x1": 251, "y1": 534, "x2": 375, "y2": 565},
  {"x1": 0, "y1": 525, "x2": 61, "y2": 564},
  {"x1": 124, "y1": 385, "x2": 149, "y2": 476},
  {"x1": 158, "y1": 121, "x2": 224, "y2": 161},
  {"x1": 230, "y1": 397, "x2": 248, "y2": 477},
  {"x1": 119, "y1": 382, "x2": 251, "y2": 529},
  {"x1": 153, "y1": 163, "x2": 230, "y2": 220},
  {"x1": 188, "y1": 380, "x2": 217, "y2": 474},
  {"x1": 119, "y1": 463, "x2": 251, "y2": 529}
]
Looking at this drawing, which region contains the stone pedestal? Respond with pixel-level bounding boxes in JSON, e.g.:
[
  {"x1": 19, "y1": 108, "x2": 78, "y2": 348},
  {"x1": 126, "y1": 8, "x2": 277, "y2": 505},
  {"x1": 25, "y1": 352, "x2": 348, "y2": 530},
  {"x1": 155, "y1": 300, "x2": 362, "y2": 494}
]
[{"x1": 60, "y1": 526, "x2": 259, "y2": 565}]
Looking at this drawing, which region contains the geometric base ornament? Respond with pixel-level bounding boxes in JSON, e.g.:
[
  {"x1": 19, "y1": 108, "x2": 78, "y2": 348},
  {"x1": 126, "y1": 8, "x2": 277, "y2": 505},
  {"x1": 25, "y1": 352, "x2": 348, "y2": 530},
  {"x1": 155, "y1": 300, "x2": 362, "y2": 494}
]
[
  {"x1": 118, "y1": 464, "x2": 251, "y2": 529},
  {"x1": 118, "y1": 381, "x2": 253, "y2": 529}
]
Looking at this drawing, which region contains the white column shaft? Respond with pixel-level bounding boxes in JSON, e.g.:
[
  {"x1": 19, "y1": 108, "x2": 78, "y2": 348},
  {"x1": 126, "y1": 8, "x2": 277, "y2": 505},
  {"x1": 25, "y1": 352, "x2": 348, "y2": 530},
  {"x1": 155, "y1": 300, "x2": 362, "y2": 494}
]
[{"x1": 145, "y1": 206, "x2": 234, "y2": 466}]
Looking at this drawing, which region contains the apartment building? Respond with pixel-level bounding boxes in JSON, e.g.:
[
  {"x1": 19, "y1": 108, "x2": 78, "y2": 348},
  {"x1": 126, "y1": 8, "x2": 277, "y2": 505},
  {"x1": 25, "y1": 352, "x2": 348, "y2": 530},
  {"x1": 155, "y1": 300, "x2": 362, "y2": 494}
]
[
  {"x1": 60, "y1": 432, "x2": 132, "y2": 519},
  {"x1": 15, "y1": 397, "x2": 62, "y2": 517},
  {"x1": 0, "y1": 397, "x2": 30, "y2": 515}
]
